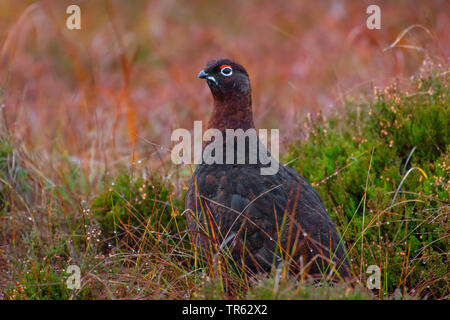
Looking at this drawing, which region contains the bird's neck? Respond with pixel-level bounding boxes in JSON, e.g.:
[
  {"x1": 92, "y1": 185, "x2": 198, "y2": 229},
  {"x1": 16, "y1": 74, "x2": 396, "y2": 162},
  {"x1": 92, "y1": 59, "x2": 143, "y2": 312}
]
[{"x1": 207, "y1": 92, "x2": 254, "y2": 132}]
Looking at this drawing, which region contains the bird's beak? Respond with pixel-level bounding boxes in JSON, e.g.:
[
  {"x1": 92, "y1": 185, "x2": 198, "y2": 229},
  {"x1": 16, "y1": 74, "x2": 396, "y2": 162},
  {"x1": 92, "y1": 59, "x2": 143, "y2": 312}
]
[
  {"x1": 198, "y1": 69, "x2": 208, "y2": 79},
  {"x1": 198, "y1": 69, "x2": 218, "y2": 85}
]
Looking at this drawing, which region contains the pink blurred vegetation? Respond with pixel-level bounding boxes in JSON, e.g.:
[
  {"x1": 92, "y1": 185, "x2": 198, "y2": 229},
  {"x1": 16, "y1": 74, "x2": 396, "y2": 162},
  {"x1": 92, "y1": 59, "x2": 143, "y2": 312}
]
[{"x1": 0, "y1": 0, "x2": 448, "y2": 176}]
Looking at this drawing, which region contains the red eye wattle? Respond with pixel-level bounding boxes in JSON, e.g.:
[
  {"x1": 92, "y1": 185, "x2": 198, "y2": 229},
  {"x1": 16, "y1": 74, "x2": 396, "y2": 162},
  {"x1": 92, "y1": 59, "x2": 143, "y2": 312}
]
[{"x1": 219, "y1": 65, "x2": 231, "y2": 70}]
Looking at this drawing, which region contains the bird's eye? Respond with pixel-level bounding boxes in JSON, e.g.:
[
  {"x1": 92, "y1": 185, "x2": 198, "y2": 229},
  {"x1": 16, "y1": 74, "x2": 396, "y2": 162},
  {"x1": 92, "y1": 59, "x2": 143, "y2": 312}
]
[{"x1": 220, "y1": 66, "x2": 233, "y2": 76}]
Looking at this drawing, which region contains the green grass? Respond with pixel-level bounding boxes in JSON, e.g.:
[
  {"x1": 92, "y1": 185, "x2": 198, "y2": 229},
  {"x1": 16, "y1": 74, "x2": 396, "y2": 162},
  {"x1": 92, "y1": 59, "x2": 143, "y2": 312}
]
[
  {"x1": 0, "y1": 69, "x2": 448, "y2": 300},
  {"x1": 285, "y1": 70, "x2": 449, "y2": 299},
  {"x1": 91, "y1": 171, "x2": 185, "y2": 243}
]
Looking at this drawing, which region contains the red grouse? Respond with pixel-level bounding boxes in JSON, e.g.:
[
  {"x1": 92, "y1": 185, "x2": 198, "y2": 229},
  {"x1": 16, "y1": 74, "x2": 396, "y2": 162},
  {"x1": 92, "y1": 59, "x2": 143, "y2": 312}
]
[{"x1": 186, "y1": 58, "x2": 349, "y2": 279}]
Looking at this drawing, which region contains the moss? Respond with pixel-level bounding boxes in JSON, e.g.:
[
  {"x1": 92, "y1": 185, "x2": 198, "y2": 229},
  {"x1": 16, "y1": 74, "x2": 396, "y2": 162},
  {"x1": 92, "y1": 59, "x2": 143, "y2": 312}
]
[{"x1": 284, "y1": 71, "x2": 449, "y2": 299}]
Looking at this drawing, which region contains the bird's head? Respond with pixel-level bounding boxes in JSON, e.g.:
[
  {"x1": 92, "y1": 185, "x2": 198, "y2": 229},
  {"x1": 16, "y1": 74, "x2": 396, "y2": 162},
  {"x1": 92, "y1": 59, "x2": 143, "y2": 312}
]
[{"x1": 198, "y1": 58, "x2": 251, "y2": 101}]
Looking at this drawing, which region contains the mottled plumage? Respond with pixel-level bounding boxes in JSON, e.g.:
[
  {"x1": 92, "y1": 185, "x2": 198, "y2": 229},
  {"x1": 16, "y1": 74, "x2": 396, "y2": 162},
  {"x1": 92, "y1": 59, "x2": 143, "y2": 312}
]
[{"x1": 186, "y1": 58, "x2": 349, "y2": 278}]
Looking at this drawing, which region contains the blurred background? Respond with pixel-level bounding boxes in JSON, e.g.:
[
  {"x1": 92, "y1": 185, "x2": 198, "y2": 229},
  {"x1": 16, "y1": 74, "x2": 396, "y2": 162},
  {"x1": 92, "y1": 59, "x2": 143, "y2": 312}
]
[{"x1": 0, "y1": 0, "x2": 448, "y2": 172}]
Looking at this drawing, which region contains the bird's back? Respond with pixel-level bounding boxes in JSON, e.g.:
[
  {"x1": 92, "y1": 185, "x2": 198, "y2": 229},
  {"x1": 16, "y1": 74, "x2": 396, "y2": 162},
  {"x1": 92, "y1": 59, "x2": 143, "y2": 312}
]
[{"x1": 185, "y1": 148, "x2": 350, "y2": 278}]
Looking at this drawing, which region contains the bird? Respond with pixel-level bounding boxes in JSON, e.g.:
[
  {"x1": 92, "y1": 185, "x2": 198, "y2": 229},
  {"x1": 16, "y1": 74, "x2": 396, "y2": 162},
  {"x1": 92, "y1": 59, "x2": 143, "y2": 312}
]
[{"x1": 185, "y1": 58, "x2": 350, "y2": 280}]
